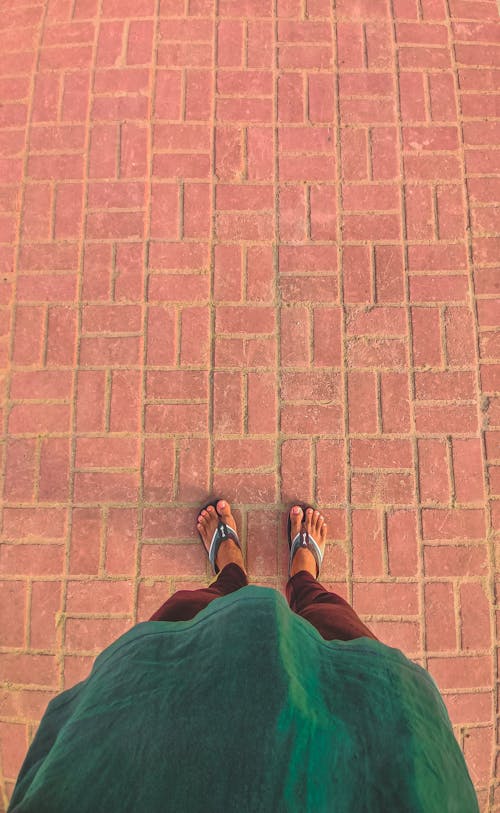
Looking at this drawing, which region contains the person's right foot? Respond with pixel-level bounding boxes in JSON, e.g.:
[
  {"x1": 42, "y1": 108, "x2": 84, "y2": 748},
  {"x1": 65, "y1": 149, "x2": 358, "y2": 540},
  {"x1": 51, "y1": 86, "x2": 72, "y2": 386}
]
[{"x1": 289, "y1": 506, "x2": 327, "y2": 578}]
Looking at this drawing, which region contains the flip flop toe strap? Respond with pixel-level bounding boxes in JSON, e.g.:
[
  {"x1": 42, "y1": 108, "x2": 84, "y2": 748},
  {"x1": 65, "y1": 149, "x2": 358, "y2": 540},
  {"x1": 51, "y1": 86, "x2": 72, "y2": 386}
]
[
  {"x1": 209, "y1": 522, "x2": 241, "y2": 573},
  {"x1": 289, "y1": 531, "x2": 323, "y2": 578}
]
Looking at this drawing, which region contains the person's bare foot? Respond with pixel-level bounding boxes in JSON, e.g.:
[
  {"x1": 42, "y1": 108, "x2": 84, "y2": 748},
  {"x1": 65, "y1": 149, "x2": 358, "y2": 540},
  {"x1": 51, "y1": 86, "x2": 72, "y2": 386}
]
[
  {"x1": 197, "y1": 500, "x2": 246, "y2": 573},
  {"x1": 289, "y1": 506, "x2": 327, "y2": 578}
]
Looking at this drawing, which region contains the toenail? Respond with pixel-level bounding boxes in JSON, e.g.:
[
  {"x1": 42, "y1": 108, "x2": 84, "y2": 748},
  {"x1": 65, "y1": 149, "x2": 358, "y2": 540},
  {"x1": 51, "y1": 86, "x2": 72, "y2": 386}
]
[
  {"x1": 219, "y1": 500, "x2": 226, "y2": 508},
  {"x1": 292, "y1": 506, "x2": 300, "y2": 514}
]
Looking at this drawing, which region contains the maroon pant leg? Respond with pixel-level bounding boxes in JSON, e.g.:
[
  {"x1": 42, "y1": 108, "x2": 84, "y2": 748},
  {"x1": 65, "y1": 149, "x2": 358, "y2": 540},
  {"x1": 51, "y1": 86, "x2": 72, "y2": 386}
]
[
  {"x1": 286, "y1": 569, "x2": 378, "y2": 641},
  {"x1": 149, "y1": 563, "x2": 377, "y2": 642},
  {"x1": 148, "y1": 563, "x2": 248, "y2": 621}
]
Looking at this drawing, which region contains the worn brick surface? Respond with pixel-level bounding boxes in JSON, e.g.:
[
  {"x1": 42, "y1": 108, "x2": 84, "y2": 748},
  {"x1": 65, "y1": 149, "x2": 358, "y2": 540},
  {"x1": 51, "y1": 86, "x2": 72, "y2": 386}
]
[{"x1": 0, "y1": 0, "x2": 499, "y2": 809}]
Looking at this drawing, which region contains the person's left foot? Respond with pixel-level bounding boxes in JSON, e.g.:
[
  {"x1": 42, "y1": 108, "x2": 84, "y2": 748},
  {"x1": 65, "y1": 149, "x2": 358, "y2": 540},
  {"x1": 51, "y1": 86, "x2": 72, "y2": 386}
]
[{"x1": 197, "y1": 500, "x2": 246, "y2": 573}]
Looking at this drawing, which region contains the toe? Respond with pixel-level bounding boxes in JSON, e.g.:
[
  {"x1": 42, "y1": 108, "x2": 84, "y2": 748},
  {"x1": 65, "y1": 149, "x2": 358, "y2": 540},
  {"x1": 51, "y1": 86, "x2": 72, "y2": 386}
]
[
  {"x1": 304, "y1": 507, "x2": 314, "y2": 533},
  {"x1": 320, "y1": 520, "x2": 327, "y2": 542},
  {"x1": 290, "y1": 505, "x2": 303, "y2": 539},
  {"x1": 216, "y1": 499, "x2": 238, "y2": 535}
]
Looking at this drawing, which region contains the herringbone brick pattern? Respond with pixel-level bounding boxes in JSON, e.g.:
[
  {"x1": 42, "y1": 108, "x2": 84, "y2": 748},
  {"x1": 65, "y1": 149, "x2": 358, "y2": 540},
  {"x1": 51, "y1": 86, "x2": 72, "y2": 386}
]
[{"x1": 0, "y1": 0, "x2": 499, "y2": 809}]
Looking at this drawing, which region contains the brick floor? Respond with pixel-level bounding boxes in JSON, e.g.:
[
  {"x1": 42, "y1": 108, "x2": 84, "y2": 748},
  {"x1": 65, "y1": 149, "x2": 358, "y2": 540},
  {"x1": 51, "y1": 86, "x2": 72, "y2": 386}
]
[{"x1": 0, "y1": 0, "x2": 499, "y2": 809}]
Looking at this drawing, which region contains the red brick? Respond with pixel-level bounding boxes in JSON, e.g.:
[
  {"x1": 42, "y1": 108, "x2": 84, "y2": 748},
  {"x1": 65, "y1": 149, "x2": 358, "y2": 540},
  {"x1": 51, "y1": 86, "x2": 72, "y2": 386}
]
[
  {"x1": 313, "y1": 307, "x2": 341, "y2": 367},
  {"x1": 428, "y1": 654, "x2": 491, "y2": 691},
  {"x1": 410, "y1": 275, "x2": 468, "y2": 303},
  {"x1": 75, "y1": 436, "x2": 138, "y2": 469},
  {"x1": 452, "y1": 439, "x2": 485, "y2": 504},
  {"x1": 214, "y1": 438, "x2": 275, "y2": 471},
  {"x1": 213, "y1": 371, "x2": 243, "y2": 434},
  {"x1": 76, "y1": 370, "x2": 105, "y2": 433},
  {"x1": 3, "y1": 439, "x2": 36, "y2": 502},
  {"x1": 374, "y1": 245, "x2": 404, "y2": 302},
  {"x1": 145, "y1": 306, "x2": 176, "y2": 365},
  {"x1": 443, "y1": 692, "x2": 492, "y2": 726},
  {"x1": 3, "y1": 508, "x2": 66, "y2": 543},
  {"x1": 315, "y1": 439, "x2": 346, "y2": 503},
  {"x1": 148, "y1": 273, "x2": 209, "y2": 303},
  {"x1": 140, "y1": 542, "x2": 205, "y2": 578},
  {"x1": 386, "y1": 510, "x2": 418, "y2": 576},
  {"x1": 444, "y1": 306, "x2": 476, "y2": 364},
  {"x1": 155, "y1": 70, "x2": 182, "y2": 119},
  {"x1": 418, "y1": 438, "x2": 450, "y2": 504},
  {"x1": 405, "y1": 152, "x2": 461, "y2": 181},
  {"x1": 182, "y1": 183, "x2": 210, "y2": 239},
  {"x1": 12, "y1": 305, "x2": 44, "y2": 365},
  {"x1": 463, "y1": 725, "x2": 493, "y2": 786},
  {"x1": 180, "y1": 306, "x2": 210, "y2": 365},
  {"x1": 66, "y1": 579, "x2": 133, "y2": 615},
  {"x1": 30, "y1": 580, "x2": 62, "y2": 650},
  {"x1": 481, "y1": 363, "x2": 500, "y2": 393},
  {"x1": 308, "y1": 74, "x2": 334, "y2": 124},
  {"x1": 0, "y1": 581, "x2": 26, "y2": 647},
  {"x1": 217, "y1": 20, "x2": 243, "y2": 67},
  {"x1": 343, "y1": 245, "x2": 372, "y2": 303},
  {"x1": 247, "y1": 246, "x2": 274, "y2": 303},
  {"x1": 21, "y1": 183, "x2": 51, "y2": 240},
  {"x1": 405, "y1": 185, "x2": 434, "y2": 240},
  {"x1": 371, "y1": 127, "x2": 399, "y2": 180},
  {"x1": 347, "y1": 307, "x2": 406, "y2": 337},
  {"x1": 80, "y1": 336, "x2": 141, "y2": 366},
  {"x1": 354, "y1": 582, "x2": 419, "y2": 615},
  {"x1": 279, "y1": 185, "x2": 307, "y2": 241},
  {"x1": 0, "y1": 722, "x2": 28, "y2": 779},
  {"x1": 411, "y1": 307, "x2": 442, "y2": 367},
  {"x1": 282, "y1": 370, "x2": 340, "y2": 402},
  {"x1": 425, "y1": 582, "x2": 456, "y2": 651},
  {"x1": 351, "y1": 438, "x2": 412, "y2": 469},
  {"x1": 352, "y1": 509, "x2": 384, "y2": 577},
  {"x1": 277, "y1": 73, "x2": 304, "y2": 123},
  {"x1": 424, "y1": 545, "x2": 487, "y2": 577},
  {"x1": 110, "y1": 370, "x2": 141, "y2": 432},
  {"x1": 247, "y1": 17, "x2": 273, "y2": 66},
  {"x1": 281, "y1": 439, "x2": 312, "y2": 503},
  {"x1": 0, "y1": 652, "x2": 57, "y2": 688},
  {"x1": 248, "y1": 372, "x2": 277, "y2": 434},
  {"x1": 460, "y1": 582, "x2": 491, "y2": 650},
  {"x1": 365, "y1": 22, "x2": 393, "y2": 68},
  {"x1": 279, "y1": 153, "x2": 335, "y2": 182},
  {"x1": 281, "y1": 403, "x2": 342, "y2": 434},
  {"x1": 415, "y1": 370, "x2": 475, "y2": 401},
  {"x1": 279, "y1": 126, "x2": 334, "y2": 153},
  {"x1": 347, "y1": 371, "x2": 378, "y2": 433},
  {"x1": 215, "y1": 126, "x2": 242, "y2": 181},
  {"x1": 347, "y1": 336, "x2": 407, "y2": 368},
  {"x1": 105, "y1": 508, "x2": 137, "y2": 575},
  {"x1": 31, "y1": 72, "x2": 60, "y2": 123},
  {"x1": 409, "y1": 243, "x2": 467, "y2": 272},
  {"x1": 340, "y1": 128, "x2": 369, "y2": 181},
  {"x1": 126, "y1": 19, "x2": 153, "y2": 64},
  {"x1": 352, "y1": 471, "x2": 414, "y2": 504},
  {"x1": 380, "y1": 372, "x2": 411, "y2": 433},
  {"x1": 9, "y1": 404, "x2": 70, "y2": 435},
  {"x1": 281, "y1": 306, "x2": 310, "y2": 366},
  {"x1": 310, "y1": 184, "x2": 336, "y2": 240},
  {"x1": 415, "y1": 403, "x2": 478, "y2": 433},
  {"x1": 82, "y1": 304, "x2": 141, "y2": 334},
  {"x1": 39, "y1": 438, "x2": 70, "y2": 502},
  {"x1": 343, "y1": 213, "x2": 400, "y2": 241},
  {"x1": 141, "y1": 437, "x2": 175, "y2": 503},
  {"x1": 147, "y1": 183, "x2": 180, "y2": 240},
  {"x1": 337, "y1": 22, "x2": 363, "y2": 68},
  {"x1": 217, "y1": 211, "x2": 274, "y2": 240},
  {"x1": 422, "y1": 508, "x2": 486, "y2": 541},
  {"x1": 341, "y1": 98, "x2": 395, "y2": 125},
  {"x1": 74, "y1": 471, "x2": 138, "y2": 503},
  {"x1": 115, "y1": 243, "x2": 144, "y2": 301},
  {"x1": 82, "y1": 243, "x2": 112, "y2": 300},
  {"x1": 436, "y1": 185, "x2": 465, "y2": 240}
]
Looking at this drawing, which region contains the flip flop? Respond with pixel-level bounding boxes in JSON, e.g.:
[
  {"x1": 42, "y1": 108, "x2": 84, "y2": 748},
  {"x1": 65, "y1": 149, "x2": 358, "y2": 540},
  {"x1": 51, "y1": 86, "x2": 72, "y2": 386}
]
[
  {"x1": 287, "y1": 504, "x2": 324, "y2": 580},
  {"x1": 197, "y1": 500, "x2": 242, "y2": 575}
]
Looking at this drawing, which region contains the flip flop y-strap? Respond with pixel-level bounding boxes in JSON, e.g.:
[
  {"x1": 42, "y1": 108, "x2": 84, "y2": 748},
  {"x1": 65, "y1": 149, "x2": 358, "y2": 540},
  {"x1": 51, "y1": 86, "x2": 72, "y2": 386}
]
[
  {"x1": 289, "y1": 531, "x2": 324, "y2": 579},
  {"x1": 209, "y1": 522, "x2": 241, "y2": 574}
]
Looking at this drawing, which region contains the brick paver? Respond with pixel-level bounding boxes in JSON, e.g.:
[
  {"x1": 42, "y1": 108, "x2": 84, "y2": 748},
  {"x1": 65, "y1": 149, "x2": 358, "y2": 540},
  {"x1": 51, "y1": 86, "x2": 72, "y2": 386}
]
[{"x1": 0, "y1": 0, "x2": 499, "y2": 809}]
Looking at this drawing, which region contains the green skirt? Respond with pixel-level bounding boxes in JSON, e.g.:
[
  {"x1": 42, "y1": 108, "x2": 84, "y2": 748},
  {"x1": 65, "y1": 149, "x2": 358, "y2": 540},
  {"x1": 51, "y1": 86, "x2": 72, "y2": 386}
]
[{"x1": 9, "y1": 586, "x2": 478, "y2": 813}]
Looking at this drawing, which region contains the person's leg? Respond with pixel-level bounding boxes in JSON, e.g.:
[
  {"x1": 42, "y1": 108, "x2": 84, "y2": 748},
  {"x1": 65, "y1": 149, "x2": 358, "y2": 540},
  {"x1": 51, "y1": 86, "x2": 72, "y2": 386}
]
[
  {"x1": 149, "y1": 500, "x2": 248, "y2": 622},
  {"x1": 285, "y1": 506, "x2": 378, "y2": 642},
  {"x1": 149, "y1": 562, "x2": 248, "y2": 621}
]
